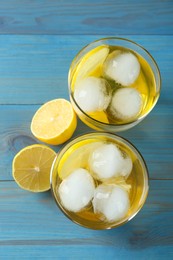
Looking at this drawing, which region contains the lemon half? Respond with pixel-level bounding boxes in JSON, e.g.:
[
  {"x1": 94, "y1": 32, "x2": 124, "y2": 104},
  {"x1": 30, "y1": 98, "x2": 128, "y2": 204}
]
[
  {"x1": 12, "y1": 144, "x2": 56, "y2": 192},
  {"x1": 31, "y1": 99, "x2": 77, "y2": 145}
]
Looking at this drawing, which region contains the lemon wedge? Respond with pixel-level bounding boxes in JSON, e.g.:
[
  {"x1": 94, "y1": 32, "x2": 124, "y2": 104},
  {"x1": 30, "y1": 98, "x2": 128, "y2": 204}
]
[
  {"x1": 71, "y1": 45, "x2": 109, "y2": 91},
  {"x1": 88, "y1": 111, "x2": 109, "y2": 124}
]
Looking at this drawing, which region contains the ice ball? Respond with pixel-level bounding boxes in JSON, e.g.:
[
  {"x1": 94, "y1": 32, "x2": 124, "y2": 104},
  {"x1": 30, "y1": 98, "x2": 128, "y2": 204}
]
[
  {"x1": 110, "y1": 87, "x2": 142, "y2": 120},
  {"x1": 104, "y1": 51, "x2": 140, "y2": 86},
  {"x1": 58, "y1": 168, "x2": 95, "y2": 212},
  {"x1": 74, "y1": 76, "x2": 111, "y2": 112},
  {"x1": 89, "y1": 143, "x2": 132, "y2": 180},
  {"x1": 93, "y1": 184, "x2": 130, "y2": 222},
  {"x1": 120, "y1": 153, "x2": 133, "y2": 178}
]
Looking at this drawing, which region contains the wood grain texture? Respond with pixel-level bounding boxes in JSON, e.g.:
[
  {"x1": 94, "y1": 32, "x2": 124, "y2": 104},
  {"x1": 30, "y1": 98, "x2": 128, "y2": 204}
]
[
  {"x1": 0, "y1": 105, "x2": 91, "y2": 180},
  {"x1": 0, "y1": 246, "x2": 173, "y2": 259},
  {"x1": 0, "y1": 35, "x2": 172, "y2": 105},
  {"x1": 0, "y1": 1, "x2": 173, "y2": 258},
  {"x1": 0, "y1": 180, "x2": 173, "y2": 259},
  {"x1": 0, "y1": 103, "x2": 173, "y2": 180},
  {"x1": 0, "y1": 0, "x2": 172, "y2": 35},
  {"x1": 0, "y1": 34, "x2": 172, "y2": 182}
]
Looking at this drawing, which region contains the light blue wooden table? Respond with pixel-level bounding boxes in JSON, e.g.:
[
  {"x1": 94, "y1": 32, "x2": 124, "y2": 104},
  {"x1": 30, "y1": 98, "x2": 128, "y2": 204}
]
[{"x1": 0, "y1": 1, "x2": 173, "y2": 259}]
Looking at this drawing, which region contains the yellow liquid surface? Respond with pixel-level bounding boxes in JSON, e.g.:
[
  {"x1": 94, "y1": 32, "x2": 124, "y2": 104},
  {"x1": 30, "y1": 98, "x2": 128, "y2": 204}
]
[
  {"x1": 55, "y1": 136, "x2": 148, "y2": 229},
  {"x1": 70, "y1": 45, "x2": 158, "y2": 125}
]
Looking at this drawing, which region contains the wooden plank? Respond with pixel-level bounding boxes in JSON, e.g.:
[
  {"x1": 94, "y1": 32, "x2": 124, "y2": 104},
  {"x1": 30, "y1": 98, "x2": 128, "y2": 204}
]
[
  {"x1": 0, "y1": 104, "x2": 91, "y2": 181},
  {"x1": 0, "y1": 180, "x2": 173, "y2": 259},
  {"x1": 0, "y1": 0, "x2": 172, "y2": 35},
  {"x1": 0, "y1": 245, "x2": 172, "y2": 259},
  {"x1": 0, "y1": 35, "x2": 172, "y2": 105},
  {"x1": 0, "y1": 104, "x2": 173, "y2": 180}
]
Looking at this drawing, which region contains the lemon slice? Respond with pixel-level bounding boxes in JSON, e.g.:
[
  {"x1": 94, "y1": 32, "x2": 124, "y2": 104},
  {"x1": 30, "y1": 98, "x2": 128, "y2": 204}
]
[
  {"x1": 131, "y1": 71, "x2": 148, "y2": 96},
  {"x1": 71, "y1": 45, "x2": 109, "y2": 91},
  {"x1": 58, "y1": 140, "x2": 102, "y2": 180},
  {"x1": 31, "y1": 99, "x2": 77, "y2": 145},
  {"x1": 88, "y1": 111, "x2": 109, "y2": 124},
  {"x1": 12, "y1": 144, "x2": 56, "y2": 192},
  {"x1": 103, "y1": 176, "x2": 131, "y2": 193}
]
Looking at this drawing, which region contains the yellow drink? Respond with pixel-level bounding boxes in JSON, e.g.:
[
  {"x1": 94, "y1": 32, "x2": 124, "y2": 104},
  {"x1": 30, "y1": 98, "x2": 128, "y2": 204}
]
[
  {"x1": 51, "y1": 133, "x2": 149, "y2": 229},
  {"x1": 69, "y1": 38, "x2": 161, "y2": 131}
]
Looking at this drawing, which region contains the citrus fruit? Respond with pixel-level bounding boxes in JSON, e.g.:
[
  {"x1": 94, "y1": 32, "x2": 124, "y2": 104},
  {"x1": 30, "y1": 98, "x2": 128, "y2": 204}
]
[
  {"x1": 31, "y1": 99, "x2": 77, "y2": 145},
  {"x1": 88, "y1": 111, "x2": 109, "y2": 123},
  {"x1": 57, "y1": 140, "x2": 102, "y2": 180},
  {"x1": 71, "y1": 45, "x2": 109, "y2": 91},
  {"x1": 12, "y1": 144, "x2": 56, "y2": 192}
]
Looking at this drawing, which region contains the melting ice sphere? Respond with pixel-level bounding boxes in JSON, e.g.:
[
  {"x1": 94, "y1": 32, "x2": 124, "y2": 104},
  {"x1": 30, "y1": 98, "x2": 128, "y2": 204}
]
[
  {"x1": 58, "y1": 168, "x2": 95, "y2": 212},
  {"x1": 104, "y1": 51, "x2": 140, "y2": 86},
  {"x1": 74, "y1": 76, "x2": 111, "y2": 112},
  {"x1": 89, "y1": 143, "x2": 133, "y2": 180},
  {"x1": 92, "y1": 184, "x2": 130, "y2": 222},
  {"x1": 110, "y1": 87, "x2": 142, "y2": 120}
]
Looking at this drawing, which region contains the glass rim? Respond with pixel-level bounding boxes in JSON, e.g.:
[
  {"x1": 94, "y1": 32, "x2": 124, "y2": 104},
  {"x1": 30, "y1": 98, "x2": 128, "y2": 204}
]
[
  {"x1": 50, "y1": 131, "x2": 149, "y2": 230},
  {"x1": 68, "y1": 36, "x2": 161, "y2": 127}
]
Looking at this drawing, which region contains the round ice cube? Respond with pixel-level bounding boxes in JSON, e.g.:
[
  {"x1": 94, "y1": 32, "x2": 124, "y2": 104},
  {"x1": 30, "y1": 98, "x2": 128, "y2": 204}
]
[
  {"x1": 104, "y1": 51, "x2": 140, "y2": 86},
  {"x1": 58, "y1": 168, "x2": 95, "y2": 212},
  {"x1": 120, "y1": 154, "x2": 133, "y2": 178},
  {"x1": 74, "y1": 76, "x2": 111, "y2": 112},
  {"x1": 110, "y1": 87, "x2": 142, "y2": 120},
  {"x1": 89, "y1": 143, "x2": 132, "y2": 179},
  {"x1": 93, "y1": 184, "x2": 130, "y2": 222}
]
